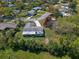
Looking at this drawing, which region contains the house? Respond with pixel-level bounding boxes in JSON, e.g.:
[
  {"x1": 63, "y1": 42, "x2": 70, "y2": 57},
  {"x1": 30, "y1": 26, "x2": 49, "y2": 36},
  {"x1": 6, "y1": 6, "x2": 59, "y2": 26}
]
[
  {"x1": 38, "y1": 12, "x2": 57, "y2": 30},
  {"x1": 0, "y1": 23, "x2": 17, "y2": 30},
  {"x1": 13, "y1": 10, "x2": 21, "y2": 15},
  {"x1": 1, "y1": 0, "x2": 16, "y2": 2},
  {"x1": 2, "y1": 15, "x2": 15, "y2": 19},
  {"x1": 22, "y1": 20, "x2": 45, "y2": 37},
  {"x1": 27, "y1": 10, "x2": 37, "y2": 16},
  {"x1": 1, "y1": 0, "x2": 22, "y2": 2},
  {"x1": 27, "y1": 6, "x2": 42, "y2": 17},
  {"x1": 8, "y1": 4, "x2": 16, "y2": 7},
  {"x1": 43, "y1": 0, "x2": 59, "y2": 4},
  {"x1": 59, "y1": 3, "x2": 72, "y2": 16},
  {"x1": 43, "y1": 16, "x2": 56, "y2": 28},
  {"x1": 33, "y1": 7, "x2": 42, "y2": 11},
  {"x1": 25, "y1": 0, "x2": 35, "y2": 3},
  {"x1": 61, "y1": 12, "x2": 71, "y2": 17}
]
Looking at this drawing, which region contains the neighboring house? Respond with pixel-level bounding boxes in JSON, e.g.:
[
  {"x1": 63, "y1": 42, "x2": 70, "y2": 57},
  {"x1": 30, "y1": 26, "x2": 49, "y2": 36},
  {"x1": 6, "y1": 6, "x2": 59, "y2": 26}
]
[
  {"x1": 60, "y1": 12, "x2": 71, "y2": 17},
  {"x1": 43, "y1": 0, "x2": 49, "y2": 3},
  {"x1": 38, "y1": 12, "x2": 52, "y2": 20},
  {"x1": 38, "y1": 12, "x2": 57, "y2": 31},
  {"x1": 2, "y1": 15, "x2": 15, "y2": 19},
  {"x1": 22, "y1": 20, "x2": 45, "y2": 37},
  {"x1": 27, "y1": 6, "x2": 42, "y2": 17},
  {"x1": 24, "y1": 0, "x2": 35, "y2": 3},
  {"x1": 1, "y1": 0, "x2": 16, "y2": 2},
  {"x1": 59, "y1": 3, "x2": 72, "y2": 16},
  {"x1": 8, "y1": 4, "x2": 16, "y2": 7},
  {"x1": 1, "y1": 0, "x2": 22, "y2": 2},
  {"x1": 0, "y1": 23, "x2": 17, "y2": 30},
  {"x1": 43, "y1": 0, "x2": 59, "y2": 4},
  {"x1": 33, "y1": 7, "x2": 42, "y2": 11},
  {"x1": 27, "y1": 10, "x2": 37, "y2": 16},
  {"x1": 13, "y1": 10, "x2": 21, "y2": 15},
  {"x1": 43, "y1": 16, "x2": 56, "y2": 27}
]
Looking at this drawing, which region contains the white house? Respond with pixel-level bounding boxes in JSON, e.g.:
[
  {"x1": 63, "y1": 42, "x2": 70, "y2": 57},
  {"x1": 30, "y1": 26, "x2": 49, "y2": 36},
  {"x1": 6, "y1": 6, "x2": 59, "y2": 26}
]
[{"x1": 22, "y1": 20, "x2": 45, "y2": 37}]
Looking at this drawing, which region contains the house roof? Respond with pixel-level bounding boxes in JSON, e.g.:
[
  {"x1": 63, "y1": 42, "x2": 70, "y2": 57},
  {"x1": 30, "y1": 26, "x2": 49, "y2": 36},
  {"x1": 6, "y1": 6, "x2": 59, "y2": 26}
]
[
  {"x1": 34, "y1": 20, "x2": 41, "y2": 27},
  {"x1": 23, "y1": 20, "x2": 43, "y2": 32},
  {"x1": 24, "y1": 27, "x2": 44, "y2": 31},
  {"x1": 24, "y1": 20, "x2": 42, "y2": 28},
  {"x1": 0, "y1": 23, "x2": 17, "y2": 30},
  {"x1": 27, "y1": 10, "x2": 37, "y2": 16},
  {"x1": 2, "y1": 0, "x2": 15, "y2": 2},
  {"x1": 33, "y1": 7, "x2": 42, "y2": 10},
  {"x1": 38, "y1": 12, "x2": 52, "y2": 20},
  {"x1": 23, "y1": 23, "x2": 44, "y2": 35},
  {"x1": 61, "y1": 12, "x2": 71, "y2": 16},
  {"x1": 28, "y1": 10, "x2": 36, "y2": 14},
  {"x1": 8, "y1": 4, "x2": 16, "y2": 7}
]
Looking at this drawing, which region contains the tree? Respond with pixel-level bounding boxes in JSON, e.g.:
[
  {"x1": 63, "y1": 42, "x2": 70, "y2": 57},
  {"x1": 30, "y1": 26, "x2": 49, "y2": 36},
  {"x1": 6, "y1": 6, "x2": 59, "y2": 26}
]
[
  {"x1": 69, "y1": 0, "x2": 77, "y2": 13},
  {"x1": 5, "y1": 29, "x2": 16, "y2": 48},
  {"x1": 15, "y1": 1, "x2": 24, "y2": 10},
  {"x1": 0, "y1": 32, "x2": 7, "y2": 50},
  {"x1": 68, "y1": 38, "x2": 79, "y2": 59},
  {"x1": 0, "y1": 7, "x2": 14, "y2": 16}
]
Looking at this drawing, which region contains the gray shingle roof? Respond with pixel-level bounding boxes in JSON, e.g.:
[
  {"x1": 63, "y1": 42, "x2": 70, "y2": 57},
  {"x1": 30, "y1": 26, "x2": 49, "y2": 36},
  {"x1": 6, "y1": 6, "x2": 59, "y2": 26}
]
[
  {"x1": 0, "y1": 23, "x2": 17, "y2": 30},
  {"x1": 38, "y1": 12, "x2": 52, "y2": 20},
  {"x1": 1, "y1": 0, "x2": 15, "y2": 2},
  {"x1": 24, "y1": 27, "x2": 43, "y2": 31},
  {"x1": 23, "y1": 21, "x2": 43, "y2": 31}
]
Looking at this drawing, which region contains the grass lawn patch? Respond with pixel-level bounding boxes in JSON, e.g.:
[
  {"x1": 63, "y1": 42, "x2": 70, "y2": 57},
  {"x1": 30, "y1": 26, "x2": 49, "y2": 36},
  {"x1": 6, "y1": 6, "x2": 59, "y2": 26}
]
[
  {"x1": 33, "y1": 10, "x2": 47, "y2": 19},
  {"x1": 0, "y1": 49, "x2": 71, "y2": 59}
]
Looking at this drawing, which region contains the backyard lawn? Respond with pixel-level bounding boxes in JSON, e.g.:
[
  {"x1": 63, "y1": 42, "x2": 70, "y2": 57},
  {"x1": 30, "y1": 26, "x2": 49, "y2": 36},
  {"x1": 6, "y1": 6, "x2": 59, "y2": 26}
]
[{"x1": 0, "y1": 49, "x2": 71, "y2": 59}]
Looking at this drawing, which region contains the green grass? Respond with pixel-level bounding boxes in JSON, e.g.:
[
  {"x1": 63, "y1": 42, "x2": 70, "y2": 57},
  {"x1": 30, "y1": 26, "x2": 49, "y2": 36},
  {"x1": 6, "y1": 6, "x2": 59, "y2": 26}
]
[
  {"x1": 0, "y1": 49, "x2": 71, "y2": 59},
  {"x1": 17, "y1": 11, "x2": 27, "y2": 17},
  {"x1": 77, "y1": 0, "x2": 79, "y2": 13},
  {"x1": 33, "y1": 10, "x2": 46, "y2": 19}
]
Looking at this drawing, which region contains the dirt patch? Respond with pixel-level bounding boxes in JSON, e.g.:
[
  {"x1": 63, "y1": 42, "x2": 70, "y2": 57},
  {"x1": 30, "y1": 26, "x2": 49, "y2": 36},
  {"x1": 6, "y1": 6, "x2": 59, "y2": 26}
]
[{"x1": 44, "y1": 37, "x2": 49, "y2": 45}]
